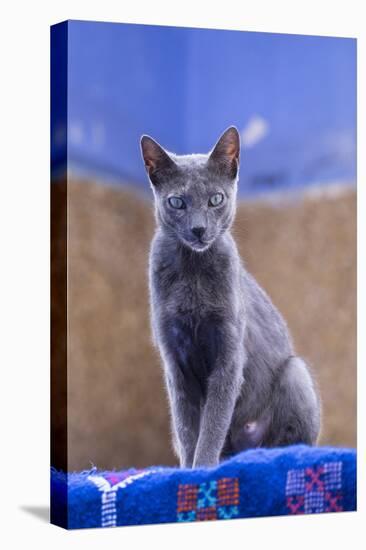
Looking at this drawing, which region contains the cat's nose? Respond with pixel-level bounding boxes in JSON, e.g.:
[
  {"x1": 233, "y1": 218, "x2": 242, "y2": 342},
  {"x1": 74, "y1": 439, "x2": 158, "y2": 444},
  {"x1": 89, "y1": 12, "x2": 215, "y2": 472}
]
[{"x1": 191, "y1": 226, "x2": 206, "y2": 239}]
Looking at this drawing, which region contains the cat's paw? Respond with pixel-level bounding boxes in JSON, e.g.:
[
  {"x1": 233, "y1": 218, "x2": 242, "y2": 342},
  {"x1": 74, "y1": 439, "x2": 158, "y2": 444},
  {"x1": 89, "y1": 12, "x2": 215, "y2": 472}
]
[
  {"x1": 192, "y1": 454, "x2": 219, "y2": 469},
  {"x1": 180, "y1": 458, "x2": 194, "y2": 469}
]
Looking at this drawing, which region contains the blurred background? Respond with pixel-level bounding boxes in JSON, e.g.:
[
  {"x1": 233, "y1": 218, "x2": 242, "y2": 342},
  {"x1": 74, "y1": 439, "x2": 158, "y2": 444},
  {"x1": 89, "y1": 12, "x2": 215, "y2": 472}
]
[{"x1": 51, "y1": 21, "x2": 356, "y2": 471}]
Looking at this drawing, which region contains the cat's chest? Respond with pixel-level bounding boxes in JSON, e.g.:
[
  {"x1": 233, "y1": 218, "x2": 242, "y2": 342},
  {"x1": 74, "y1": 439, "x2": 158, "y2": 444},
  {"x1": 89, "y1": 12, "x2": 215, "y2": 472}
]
[
  {"x1": 150, "y1": 246, "x2": 234, "y2": 396},
  {"x1": 163, "y1": 312, "x2": 223, "y2": 398},
  {"x1": 153, "y1": 257, "x2": 226, "y2": 316}
]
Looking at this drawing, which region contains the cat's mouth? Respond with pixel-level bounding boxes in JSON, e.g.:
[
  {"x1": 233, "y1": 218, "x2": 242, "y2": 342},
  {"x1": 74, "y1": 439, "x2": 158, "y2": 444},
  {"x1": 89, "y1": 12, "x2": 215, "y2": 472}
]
[{"x1": 184, "y1": 237, "x2": 213, "y2": 252}]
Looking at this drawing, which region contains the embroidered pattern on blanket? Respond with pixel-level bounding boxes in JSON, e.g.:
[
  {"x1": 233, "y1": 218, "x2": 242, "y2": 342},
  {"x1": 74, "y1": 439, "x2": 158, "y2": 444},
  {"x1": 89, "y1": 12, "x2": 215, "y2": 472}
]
[
  {"x1": 286, "y1": 462, "x2": 343, "y2": 514},
  {"x1": 177, "y1": 477, "x2": 240, "y2": 522},
  {"x1": 89, "y1": 470, "x2": 158, "y2": 527}
]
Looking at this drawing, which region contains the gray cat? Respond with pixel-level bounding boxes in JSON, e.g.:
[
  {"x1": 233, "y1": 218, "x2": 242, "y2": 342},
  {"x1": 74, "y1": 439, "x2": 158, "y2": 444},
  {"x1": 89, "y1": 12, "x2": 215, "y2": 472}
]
[{"x1": 140, "y1": 127, "x2": 321, "y2": 468}]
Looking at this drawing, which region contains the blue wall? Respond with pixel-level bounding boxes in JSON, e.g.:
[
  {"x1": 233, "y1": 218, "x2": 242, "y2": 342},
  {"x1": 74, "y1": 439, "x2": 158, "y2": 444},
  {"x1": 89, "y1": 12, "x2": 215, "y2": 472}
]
[{"x1": 52, "y1": 20, "x2": 356, "y2": 196}]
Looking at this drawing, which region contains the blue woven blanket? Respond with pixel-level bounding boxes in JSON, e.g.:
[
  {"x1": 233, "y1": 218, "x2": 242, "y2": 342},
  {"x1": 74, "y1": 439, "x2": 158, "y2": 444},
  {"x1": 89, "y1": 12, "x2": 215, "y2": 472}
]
[{"x1": 51, "y1": 445, "x2": 356, "y2": 529}]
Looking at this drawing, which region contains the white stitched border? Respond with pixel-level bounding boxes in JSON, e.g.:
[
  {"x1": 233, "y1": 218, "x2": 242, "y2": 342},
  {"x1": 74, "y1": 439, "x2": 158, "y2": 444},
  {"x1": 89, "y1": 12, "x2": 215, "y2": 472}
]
[{"x1": 88, "y1": 470, "x2": 158, "y2": 528}]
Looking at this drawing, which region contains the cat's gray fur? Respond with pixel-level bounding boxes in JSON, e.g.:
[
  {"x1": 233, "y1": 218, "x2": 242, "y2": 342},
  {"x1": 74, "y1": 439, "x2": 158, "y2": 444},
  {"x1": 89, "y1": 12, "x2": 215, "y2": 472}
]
[{"x1": 140, "y1": 127, "x2": 321, "y2": 468}]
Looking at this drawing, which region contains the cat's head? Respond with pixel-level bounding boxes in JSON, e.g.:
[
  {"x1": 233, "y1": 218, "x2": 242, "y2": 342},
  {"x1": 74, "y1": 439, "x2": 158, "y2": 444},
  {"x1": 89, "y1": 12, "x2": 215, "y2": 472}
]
[{"x1": 140, "y1": 127, "x2": 240, "y2": 252}]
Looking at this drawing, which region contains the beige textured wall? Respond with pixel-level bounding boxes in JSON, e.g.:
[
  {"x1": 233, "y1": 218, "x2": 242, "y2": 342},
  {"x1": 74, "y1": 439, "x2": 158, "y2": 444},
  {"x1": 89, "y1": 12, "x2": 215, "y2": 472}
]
[{"x1": 61, "y1": 180, "x2": 356, "y2": 470}]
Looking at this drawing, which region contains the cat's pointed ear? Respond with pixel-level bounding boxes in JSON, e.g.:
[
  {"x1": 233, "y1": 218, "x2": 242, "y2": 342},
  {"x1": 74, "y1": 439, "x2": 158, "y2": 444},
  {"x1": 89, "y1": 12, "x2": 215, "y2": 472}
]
[
  {"x1": 208, "y1": 126, "x2": 240, "y2": 179},
  {"x1": 140, "y1": 135, "x2": 177, "y2": 186}
]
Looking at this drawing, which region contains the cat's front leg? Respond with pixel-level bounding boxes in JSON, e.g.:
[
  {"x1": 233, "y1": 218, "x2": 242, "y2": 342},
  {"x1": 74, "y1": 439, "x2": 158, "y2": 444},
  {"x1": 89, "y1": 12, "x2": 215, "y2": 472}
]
[
  {"x1": 193, "y1": 359, "x2": 243, "y2": 468},
  {"x1": 165, "y1": 369, "x2": 201, "y2": 468}
]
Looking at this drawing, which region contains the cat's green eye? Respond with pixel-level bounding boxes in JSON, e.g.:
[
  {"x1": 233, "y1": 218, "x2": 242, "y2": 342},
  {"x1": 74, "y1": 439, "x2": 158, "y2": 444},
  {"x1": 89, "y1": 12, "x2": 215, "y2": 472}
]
[
  {"x1": 209, "y1": 193, "x2": 224, "y2": 207},
  {"x1": 168, "y1": 196, "x2": 185, "y2": 209}
]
